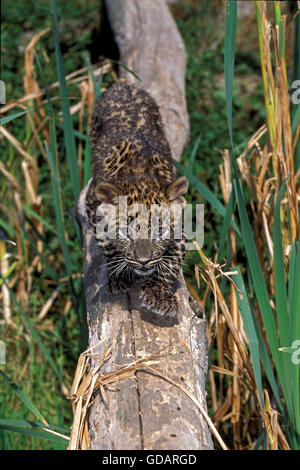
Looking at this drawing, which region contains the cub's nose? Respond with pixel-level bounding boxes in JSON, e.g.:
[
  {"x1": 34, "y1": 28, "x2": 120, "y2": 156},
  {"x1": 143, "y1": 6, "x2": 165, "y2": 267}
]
[
  {"x1": 134, "y1": 239, "x2": 152, "y2": 265},
  {"x1": 135, "y1": 254, "x2": 152, "y2": 265}
]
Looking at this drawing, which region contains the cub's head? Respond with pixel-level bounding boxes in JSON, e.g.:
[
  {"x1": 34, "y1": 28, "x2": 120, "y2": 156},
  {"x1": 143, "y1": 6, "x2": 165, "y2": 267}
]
[{"x1": 94, "y1": 176, "x2": 189, "y2": 279}]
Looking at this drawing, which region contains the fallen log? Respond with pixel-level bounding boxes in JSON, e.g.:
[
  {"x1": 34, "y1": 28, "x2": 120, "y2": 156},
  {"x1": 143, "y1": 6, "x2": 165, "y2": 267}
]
[{"x1": 70, "y1": 0, "x2": 213, "y2": 450}]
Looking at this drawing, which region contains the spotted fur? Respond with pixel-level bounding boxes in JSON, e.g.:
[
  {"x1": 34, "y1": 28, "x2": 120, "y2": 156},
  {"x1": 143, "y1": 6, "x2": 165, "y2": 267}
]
[{"x1": 86, "y1": 82, "x2": 188, "y2": 317}]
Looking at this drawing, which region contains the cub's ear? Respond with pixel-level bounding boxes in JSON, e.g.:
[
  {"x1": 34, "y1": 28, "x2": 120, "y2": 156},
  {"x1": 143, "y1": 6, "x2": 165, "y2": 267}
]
[
  {"x1": 167, "y1": 176, "x2": 189, "y2": 206},
  {"x1": 95, "y1": 182, "x2": 119, "y2": 205}
]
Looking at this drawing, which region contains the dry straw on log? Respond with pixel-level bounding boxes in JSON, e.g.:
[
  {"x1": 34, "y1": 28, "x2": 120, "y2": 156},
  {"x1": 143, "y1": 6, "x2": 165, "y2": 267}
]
[{"x1": 69, "y1": 0, "x2": 214, "y2": 450}]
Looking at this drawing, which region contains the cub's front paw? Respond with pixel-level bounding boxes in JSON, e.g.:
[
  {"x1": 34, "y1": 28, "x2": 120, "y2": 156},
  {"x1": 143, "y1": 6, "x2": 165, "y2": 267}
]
[{"x1": 139, "y1": 286, "x2": 179, "y2": 317}]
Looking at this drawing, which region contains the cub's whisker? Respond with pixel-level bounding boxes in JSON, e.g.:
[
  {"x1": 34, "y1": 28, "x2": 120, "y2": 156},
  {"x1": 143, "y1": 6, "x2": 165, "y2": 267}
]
[{"x1": 108, "y1": 262, "x2": 127, "y2": 279}]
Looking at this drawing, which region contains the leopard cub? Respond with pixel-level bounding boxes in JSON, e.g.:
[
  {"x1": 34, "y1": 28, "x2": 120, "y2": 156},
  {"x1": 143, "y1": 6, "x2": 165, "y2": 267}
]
[{"x1": 85, "y1": 82, "x2": 188, "y2": 317}]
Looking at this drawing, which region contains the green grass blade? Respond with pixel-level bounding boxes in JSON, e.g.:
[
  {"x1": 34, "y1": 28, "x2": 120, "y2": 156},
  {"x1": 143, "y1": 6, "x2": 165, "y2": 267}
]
[
  {"x1": 0, "y1": 110, "x2": 28, "y2": 126},
  {"x1": 174, "y1": 160, "x2": 241, "y2": 236},
  {"x1": 0, "y1": 262, "x2": 18, "y2": 288},
  {"x1": 250, "y1": 308, "x2": 283, "y2": 415},
  {"x1": 273, "y1": 181, "x2": 289, "y2": 348},
  {"x1": 217, "y1": 188, "x2": 235, "y2": 262},
  {"x1": 1, "y1": 285, "x2": 60, "y2": 377},
  {"x1": 293, "y1": 6, "x2": 300, "y2": 170},
  {"x1": 45, "y1": 141, "x2": 73, "y2": 280},
  {"x1": 290, "y1": 241, "x2": 300, "y2": 439},
  {"x1": 56, "y1": 124, "x2": 88, "y2": 141},
  {"x1": 0, "y1": 422, "x2": 68, "y2": 444},
  {"x1": 187, "y1": 133, "x2": 202, "y2": 178},
  {"x1": 0, "y1": 372, "x2": 47, "y2": 423},
  {"x1": 224, "y1": 0, "x2": 237, "y2": 152},
  {"x1": 0, "y1": 419, "x2": 68, "y2": 435},
  {"x1": 285, "y1": 237, "x2": 300, "y2": 445},
  {"x1": 109, "y1": 59, "x2": 141, "y2": 81},
  {"x1": 273, "y1": 180, "x2": 297, "y2": 439},
  {"x1": 231, "y1": 266, "x2": 263, "y2": 409},
  {"x1": 288, "y1": 241, "x2": 297, "y2": 340},
  {"x1": 253, "y1": 430, "x2": 267, "y2": 450},
  {"x1": 86, "y1": 54, "x2": 102, "y2": 102},
  {"x1": 234, "y1": 179, "x2": 279, "y2": 356},
  {"x1": 21, "y1": 225, "x2": 60, "y2": 283},
  {"x1": 95, "y1": 66, "x2": 103, "y2": 100},
  {"x1": 22, "y1": 204, "x2": 59, "y2": 237},
  {"x1": 234, "y1": 178, "x2": 293, "y2": 419},
  {"x1": 292, "y1": 102, "x2": 300, "y2": 136},
  {"x1": 46, "y1": 122, "x2": 84, "y2": 339},
  {"x1": 83, "y1": 136, "x2": 92, "y2": 186},
  {"x1": 0, "y1": 219, "x2": 15, "y2": 238}
]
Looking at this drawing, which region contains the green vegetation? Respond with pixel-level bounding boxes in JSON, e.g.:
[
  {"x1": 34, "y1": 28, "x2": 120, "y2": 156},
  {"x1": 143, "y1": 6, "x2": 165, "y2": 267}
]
[{"x1": 176, "y1": 0, "x2": 300, "y2": 449}]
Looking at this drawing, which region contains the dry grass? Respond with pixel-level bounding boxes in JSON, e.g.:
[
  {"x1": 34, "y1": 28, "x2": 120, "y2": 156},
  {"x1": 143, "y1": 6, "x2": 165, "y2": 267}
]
[
  {"x1": 67, "y1": 343, "x2": 228, "y2": 450},
  {"x1": 191, "y1": 1, "x2": 299, "y2": 450},
  {"x1": 0, "y1": 27, "x2": 112, "y2": 319}
]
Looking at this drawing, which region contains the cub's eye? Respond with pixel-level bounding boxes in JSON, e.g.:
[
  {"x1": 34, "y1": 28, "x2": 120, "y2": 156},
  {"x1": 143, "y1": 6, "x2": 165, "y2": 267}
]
[{"x1": 127, "y1": 222, "x2": 148, "y2": 239}]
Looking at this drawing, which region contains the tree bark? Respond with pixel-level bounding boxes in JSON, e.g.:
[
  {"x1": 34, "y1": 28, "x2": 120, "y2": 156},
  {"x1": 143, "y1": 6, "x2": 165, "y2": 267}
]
[
  {"x1": 105, "y1": 0, "x2": 190, "y2": 162},
  {"x1": 74, "y1": 0, "x2": 213, "y2": 450}
]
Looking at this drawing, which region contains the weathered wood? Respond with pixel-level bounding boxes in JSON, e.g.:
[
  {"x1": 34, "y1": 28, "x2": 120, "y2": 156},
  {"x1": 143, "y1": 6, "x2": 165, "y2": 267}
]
[{"x1": 75, "y1": 0, "x2": 213, "y2": 450}]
